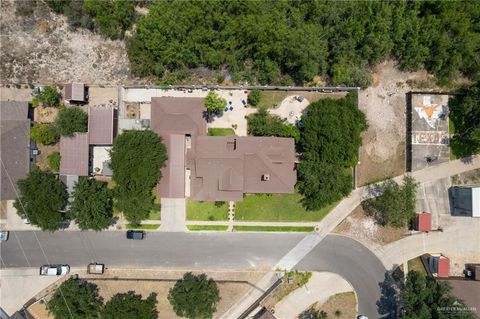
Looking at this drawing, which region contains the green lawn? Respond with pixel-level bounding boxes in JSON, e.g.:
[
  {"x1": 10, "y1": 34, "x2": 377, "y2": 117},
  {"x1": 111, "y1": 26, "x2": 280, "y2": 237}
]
[
  {"x1": 147, "y1": 188, "x2": 161, "y2": 220},
  {"x1": 233, "y1": 226, "x2": 314, "y2": 232},
  {"x1": 408, "y1": 257, "x2": 427, "y2": 275},
  {"x1": 208, "y1": 128, "x2": 236, "y2": 136},
  {"x1": 235, "y1": 192, "x2": 338, "y2": 222},
  {"x1": 187, "y1": 200, "x2": 229, "y2": 221},
  {"x1": 126, "y1": 224, "x2": 160, "y2": 230},
  {"x1": 255, "y1": 91, "x2": 290, "y2": 109},
  {"x1": 187, "y1": 225, "x2": 229, "y2": 231}
]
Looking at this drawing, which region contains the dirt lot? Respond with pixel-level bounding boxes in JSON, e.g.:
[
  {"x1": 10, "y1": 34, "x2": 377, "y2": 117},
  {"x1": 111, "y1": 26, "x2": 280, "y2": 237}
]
[
  {"x1": 0, "y1": 0, "x2": 137, "y2": 85},
  {"x1": 334, "y1": 205, "x2": 406, "y2": 250},
  {"x1": 357, "y1": 61, "x2": 435, "y2": 185},
  {"x1": 451, "y1": 168, "x2": 480, "y2": 186},
  {"x1": 36, "y1": 144, "x2": 60, "y2": 171},
  {"x1": 34, "y1": 269, "x2": 265, "y2": 319},
  {"x1": 310, "y1": 292, "x2": 357, "y2": 319}
]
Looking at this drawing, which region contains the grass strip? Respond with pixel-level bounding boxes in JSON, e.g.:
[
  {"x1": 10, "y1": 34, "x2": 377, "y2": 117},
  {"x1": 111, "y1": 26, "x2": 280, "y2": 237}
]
[
  {"x1": 126, "y1": 224, "x2": 160, "y2": 230},
  {"x1": 233, "y1": 226, "x2": 314, "y2": 232},
  {"x1": 187, "y1": 225, "x2": 229, "y2": 231}
]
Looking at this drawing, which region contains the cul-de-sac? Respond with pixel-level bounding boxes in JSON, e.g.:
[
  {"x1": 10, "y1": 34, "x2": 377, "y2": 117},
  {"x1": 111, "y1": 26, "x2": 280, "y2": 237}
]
[{"x1": 1, "y1": 1, "x2": 479, "y2": 319}]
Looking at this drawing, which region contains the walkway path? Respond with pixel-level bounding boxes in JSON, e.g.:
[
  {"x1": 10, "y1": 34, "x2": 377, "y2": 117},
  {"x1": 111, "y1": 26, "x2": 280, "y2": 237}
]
[{"x1": 273, "y1": 272, "x2": 354, "y2": 319}]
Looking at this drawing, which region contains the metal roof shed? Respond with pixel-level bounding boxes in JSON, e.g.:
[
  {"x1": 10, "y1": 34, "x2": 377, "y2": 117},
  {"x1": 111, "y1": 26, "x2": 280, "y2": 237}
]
[{"x1": 64, "y1": 83, "x2": 86, "y2": 102}]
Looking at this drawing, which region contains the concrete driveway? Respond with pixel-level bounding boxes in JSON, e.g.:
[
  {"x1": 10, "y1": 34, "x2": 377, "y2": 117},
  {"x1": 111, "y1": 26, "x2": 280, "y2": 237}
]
[{"x1": 160, "y1": 198, "x2": 186, "y2": 232}]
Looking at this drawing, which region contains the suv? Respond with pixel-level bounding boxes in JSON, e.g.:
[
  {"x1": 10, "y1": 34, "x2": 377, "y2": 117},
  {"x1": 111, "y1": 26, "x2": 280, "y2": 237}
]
[
  {"x1": 40, "y1": 264, "x2": 70, "y2": 276},
  {"x1": 126, "y1": 230, "x2": 145, "y2": 240}
]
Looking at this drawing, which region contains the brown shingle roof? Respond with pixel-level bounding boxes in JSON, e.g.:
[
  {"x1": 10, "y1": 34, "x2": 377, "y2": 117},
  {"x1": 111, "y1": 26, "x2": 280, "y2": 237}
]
[
  {"x1": 150, "y1": 97, "x2": 296, "y2": 201},
  {"x1": 0, "y1": 101, "x2": 30, "y2": 200},
  {"x1": 60, "y1": 133, "x2": 89, "y2": 176},
  {"x1": 88, "y1": 107, "x2": 114, "y2": 145}
]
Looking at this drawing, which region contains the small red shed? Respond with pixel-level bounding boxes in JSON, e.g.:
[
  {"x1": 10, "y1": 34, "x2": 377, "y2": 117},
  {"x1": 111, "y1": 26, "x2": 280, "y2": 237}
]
[
  {"x1": 437, "y1": 256, "x2": 450, "y2": 278},
  {"x1": 416, "y1": 212, "x2": 432, "y2": 232}
]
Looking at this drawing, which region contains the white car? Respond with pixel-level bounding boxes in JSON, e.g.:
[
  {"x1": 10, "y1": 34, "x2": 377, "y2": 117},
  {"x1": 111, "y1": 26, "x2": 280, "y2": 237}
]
[
  {"x1": 0, "y1": 231, "x2": 9, "y2": 241},
  {"x1": 40, "y1": 264, "x2": 70, "y2": 276},
  {"x1": 357, "y1": 316, "x2": 368, "y2": 319}
]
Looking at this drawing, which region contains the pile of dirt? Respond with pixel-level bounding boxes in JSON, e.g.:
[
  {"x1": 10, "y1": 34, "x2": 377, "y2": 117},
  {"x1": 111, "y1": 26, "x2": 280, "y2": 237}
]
[
  {"x1": 0, "y1": 0, "x2": 138, "y2": 85},
  {"x1": 357, "y1": 61, "x2": 436, "y2": 185}
]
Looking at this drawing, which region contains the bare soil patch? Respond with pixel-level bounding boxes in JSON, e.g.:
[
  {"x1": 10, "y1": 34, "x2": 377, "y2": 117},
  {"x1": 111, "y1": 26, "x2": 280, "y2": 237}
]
[
  {"x1": 36, "y1": 143, "x2": 60, "y2": 171},
  {"x1": 315, "y1": 292, "x2": 357, "y2": 319},
  {"x1": 334, "y1": 205, "x2": 406, "y2": 249},
  {"x1": 35, "y1": 269, "x2": 265, "y2": 319},
  {"x1": 34, "y1": 106, "x2": 58, "y2": 123},
  {"x1": 0, "y1": 0, "x2": 138, "y2": 85},
  {"x1": 357, "y1": 61, "x2": 436, "y2": 185},
  {"x1": 451, "y1": 168, "x2": 480, "y2": 186}
]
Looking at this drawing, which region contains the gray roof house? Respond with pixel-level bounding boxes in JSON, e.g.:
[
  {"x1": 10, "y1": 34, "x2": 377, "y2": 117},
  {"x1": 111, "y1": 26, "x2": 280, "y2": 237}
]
[{"x1": 0, "y1": 101, "x2": 31, "y2": 200}]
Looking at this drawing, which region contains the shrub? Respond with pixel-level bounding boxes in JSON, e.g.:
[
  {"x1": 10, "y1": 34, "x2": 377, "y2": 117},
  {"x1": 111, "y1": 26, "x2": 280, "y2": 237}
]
[
  {"x1": 30, "y1": 124, "x2": 59, "y2": 145},
  {"x1": 247, "y1": 90, "x2": 262, "y2": 106},
  {"x1": 47, "y1": 152, "x2": 61, "y2": 171},
  {"x1": 205, "y1": 91, "x2": 227, "y2": 114},
  {"x1": 36, "y1": 86, "x2": 60, "y2": 107}
]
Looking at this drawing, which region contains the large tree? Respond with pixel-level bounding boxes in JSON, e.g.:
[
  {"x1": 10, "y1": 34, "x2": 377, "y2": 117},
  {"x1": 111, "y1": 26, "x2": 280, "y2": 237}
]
[
  {"x1": 449, "y1": 82, "x2": 480, "y2": 158},
  {"x1": 14, "y1": 167, "x2": 67, "y2": 231},
  {"x1": 403, "y1": 271, "x2": 475, "y2": 319},
  {"x1": 70, "y1": 178, "x2": 113, "y2": 231},
  {"x1": 204, "y1": 92, "x2": 227, "y2": 114},
  {"x1": 109, "y1": 130, "x2": 167, "y2": 225},
  {"x1": 298, "y1": 92, "x2": 367, "y2": 210},
  {"x1": 102, "y1": 292, "x2": 158, "y2": 319},
  {"x1": 363, "y1": 176, "x2": 417, "y2": 228},
  {"x1": 54, "y1": 107, "x2": 88, "y2": 137},
  {"x1": 168, "y1": 273, "x2": 220, "y2": 319},
  {"x1": 47, "y1": 278, "x2": 103, "y2": 319},
  {"x1": 35, "y1": 86, "x2": 60, "y2": 107}
]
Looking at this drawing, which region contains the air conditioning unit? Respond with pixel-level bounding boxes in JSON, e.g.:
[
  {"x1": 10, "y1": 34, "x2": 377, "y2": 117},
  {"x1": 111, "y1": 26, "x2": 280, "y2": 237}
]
[{"x1": 262, "y1": 174, "x2": 270, "y2": 181}]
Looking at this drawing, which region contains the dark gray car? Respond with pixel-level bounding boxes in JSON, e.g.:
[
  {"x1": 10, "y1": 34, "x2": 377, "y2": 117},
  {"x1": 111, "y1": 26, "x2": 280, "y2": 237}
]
[{"x1": 126, "y1": 230, "x2": 145, "y2": 240}]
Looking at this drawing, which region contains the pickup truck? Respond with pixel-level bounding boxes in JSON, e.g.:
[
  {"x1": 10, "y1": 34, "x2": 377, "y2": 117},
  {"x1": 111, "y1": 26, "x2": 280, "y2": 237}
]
[
  {"x1": 87, "y1": 263, "x2": 105, "y2": 274},
  {"x1": 40, "y1": 264, "x2": 70, "y2": 276}
]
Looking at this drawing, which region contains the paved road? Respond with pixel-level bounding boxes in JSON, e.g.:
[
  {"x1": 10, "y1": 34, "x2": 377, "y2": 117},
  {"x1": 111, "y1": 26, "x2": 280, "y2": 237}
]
[
  {"x1": 1, "y1": 232, "x2": 385, "y2": 318},
  {"x1": 0, "y1": 231, "x2": 306, "y2": 269},
  {"x1": 295, "y1": 235, "x2": 386, "y2": 318}
]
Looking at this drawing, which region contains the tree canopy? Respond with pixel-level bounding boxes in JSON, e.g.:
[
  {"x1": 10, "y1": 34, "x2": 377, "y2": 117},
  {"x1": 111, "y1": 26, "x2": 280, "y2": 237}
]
[
  {"x1": 110, "y1": 130, "x2": 167, "y2": 225},
  {"x1": 14, "y1": 167, "x2": 67, "y2": 231},
  {"x1": 47, "y1": 278, "x2": 103, "y2": 319},
  {"x1": 247, "y1": 90, "x2": 262, "y2": 106},
  {"x1": 127, "y1": 1, "x2": 480, "y2": 85},
  {"x1": 297, "y1": 92, "x2": 367, "y2": 210},
  {"x1": 247, "y1": 108, "x2": 300, "y2": 142},
  {"x1": 204, "y1": 92, "x2": 227, "y2": 114},
  {"x1": 30, "y1": 124, "x2": 59, "y2": 145},
  {"x1": 70, "y1": 178, "x2": 113, "y2": 231},
  {"x1": 449, "y1": 82, "x2": 480, "y2": 158},
  {"x1": 168, "y1": 272, "x2": 221, "y2": 319},
  {"x1": 102, "y1": 291, "x2": 158, "y2": 319},
  {"x1": 362, "y1": 176, "x2": 418, "y2": 228},
  {"x1": 35, "y1": 86, "x2": 60, "y2": 107},
  {"x1": 54, "y1": 107, "x2": 88, "y2": 137},
  {"x1": 403, "y1": 271, "x2": 475, "y2": 319}
]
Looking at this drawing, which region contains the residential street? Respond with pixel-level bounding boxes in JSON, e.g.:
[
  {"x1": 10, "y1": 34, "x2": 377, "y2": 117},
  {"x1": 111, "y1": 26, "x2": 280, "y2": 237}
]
[{"x1": 0, "y1": 232, "x2": 385, "y2": 318}]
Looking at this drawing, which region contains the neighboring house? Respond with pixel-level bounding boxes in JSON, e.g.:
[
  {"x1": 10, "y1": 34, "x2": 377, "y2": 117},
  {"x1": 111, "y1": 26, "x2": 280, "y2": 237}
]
[
  {"x1": 438, "y1": 279, "x2": 480, "y2": 317},
  {"x1": 59, "y1": 106, "x2": 115, "y2": 182},
  {"x1": 64, "y1": 82, "x2": 87, "y2": 104},
  {"x1": 0, "y1": 101, "x2": 32, "y2": 200},
  {"x1": 150, "y1": 97, "x2": 297, "y2": 201},
  {"x1": 451, "y1": 186, "x2": 480, "y2": 217}
]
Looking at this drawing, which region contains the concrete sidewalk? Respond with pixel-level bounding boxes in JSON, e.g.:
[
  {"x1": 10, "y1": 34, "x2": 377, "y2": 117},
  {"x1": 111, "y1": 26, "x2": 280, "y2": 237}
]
[{"x1": 274, "y1": 272, "x2": 354, "y2": 319}]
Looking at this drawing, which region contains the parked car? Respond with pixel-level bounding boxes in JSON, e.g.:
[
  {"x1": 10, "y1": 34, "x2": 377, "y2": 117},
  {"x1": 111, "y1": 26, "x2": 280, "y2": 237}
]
[
  {"x1": 40, "y1": 264, "x2": 70, "y2": 276},
  {"x1": 357, "y1": 316, "x2": 368, "y2": 319},
  {"x1": 0, "y1": 231, "x2": 9, "y2": 241},
  {"x1": 126, "y1": 230, "x2": 145, "y2": 240}
]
